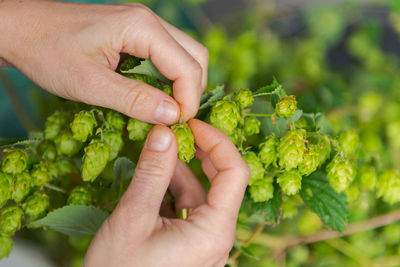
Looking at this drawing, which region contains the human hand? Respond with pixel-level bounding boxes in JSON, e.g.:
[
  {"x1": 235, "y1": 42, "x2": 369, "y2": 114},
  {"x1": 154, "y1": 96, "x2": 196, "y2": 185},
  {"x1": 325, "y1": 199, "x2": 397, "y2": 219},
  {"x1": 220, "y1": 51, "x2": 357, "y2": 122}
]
[
  {"x1": 0, "y1": 0, "x2": 208, "y2": 123},
  {"x1": 83, "y1": 119, "x2": 249, "y2": 267}
]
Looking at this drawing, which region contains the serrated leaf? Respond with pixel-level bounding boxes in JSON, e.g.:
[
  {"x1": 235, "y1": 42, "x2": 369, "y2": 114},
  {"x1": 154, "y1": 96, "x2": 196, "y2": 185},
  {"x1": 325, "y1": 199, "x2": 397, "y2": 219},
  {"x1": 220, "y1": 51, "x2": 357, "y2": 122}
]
[
  {"x1": 248, "y1": 183, "x2": 282, "y2": 225},
  {"x1": 0, "y1": 138, "x2": 42, "y2": 149},
  {"x1": 289, "y1": 109, "x2": 303, "y2": 123},
  {"x1": 300, "y1": 172, "x2": 348, "y2": 233},
  {"x1": 254, "y1": 77, "x2": 285, "y2": 97},
  {"x1": 199, "y1": 84, "x2": 225, "y2": 110},
  {"x1": 112, "y1": 157, "x2": 136, "y2": 188},
  {"x1": 120, "y1": 58, "x2": 169, "y2": 83},
  {"x1": 29, "y1": 205, "x2": 109, "y2": 237}
]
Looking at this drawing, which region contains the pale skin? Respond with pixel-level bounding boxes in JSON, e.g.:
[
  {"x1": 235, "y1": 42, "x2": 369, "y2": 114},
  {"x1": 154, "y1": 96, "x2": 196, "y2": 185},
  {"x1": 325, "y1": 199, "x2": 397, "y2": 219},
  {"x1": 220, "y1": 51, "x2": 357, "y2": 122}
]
[{"x1": 0, "y1": 1, "x2": 250, "y2": 266}]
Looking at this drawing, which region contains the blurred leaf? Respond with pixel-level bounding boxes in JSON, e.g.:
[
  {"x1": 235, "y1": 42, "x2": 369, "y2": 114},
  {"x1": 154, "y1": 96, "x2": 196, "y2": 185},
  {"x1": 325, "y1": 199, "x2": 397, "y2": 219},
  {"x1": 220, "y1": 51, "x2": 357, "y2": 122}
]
[
  {"x1": 289, "y1": 110, "x2": 303, "y2": 123},
  {"x1": 254, "y1": 77, "x2": 285, "y2": 97},
  {"x1": 120, "y1": 58, "x2": 169, "y2": 83},
  {"x1": 199, "y1": 84, "x2": 225, "y2": 110},
  {"x1": 113, "y1": 157, "x2": 136, "y2": 188},
  {"x1": 248, "y1": 183, "x2": 282, "y2": 225}
]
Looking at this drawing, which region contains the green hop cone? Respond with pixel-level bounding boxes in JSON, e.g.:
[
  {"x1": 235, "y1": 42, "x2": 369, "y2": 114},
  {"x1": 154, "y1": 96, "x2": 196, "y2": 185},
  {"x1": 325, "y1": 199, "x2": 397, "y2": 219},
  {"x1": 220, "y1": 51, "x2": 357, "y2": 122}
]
[
  {"x1": 31, "y1": 162, "x2": 50, "y2": 187},
  {"x1": 277, "y1": 129, "x2": 306, "y2": 170},
  {"x1": 377, "y1": 170, "x2": 400, "y2": 205},
  {"x1": 67, "y1": 186, "x2": 93, "y2": 205},
  {"x1": 243, "y1": 117, "x2": 260, "y2": 137},
  {"x1": 259, "y1": 136, "x2": 278, "y2": 168},
  {"x1": 171, "y1": 122, "x2": 196, "y2": 163},
  {"x1": 234, "y1": 89, "x2": 254, "y2": 108},
  {"x1": 242, "y1": 152, "x2": 264, "y2": 185},
  {"x1": 210, "y1": 100, "x2": 241, "y2": 135},
  {"x1": 70, "y1": 111, "x2": 97, "y2": 142},
  {"x1": 105, "y1": 110, "x2": 126, "y2": 131},
  {"x1": 162, "y1": 84, "x2": 172, "y2": 96},
  {"x1": 47, "y1": 162, "x2": 59, "y2": 180},
  {"x1": 0, "y1": 205, "x2": 24, "y2": 235},
  {"x1": 275, "y1": 95, "x2": 297, "y2": 118},
  {"x1": 316, "y1": 135, "x2": 331, "y2": 166},
  {"x1": 0, "y1": 234, "x2": 13, "y2": 259},
  {"x1": 44, "y1": 111, "x2": 70, "y2": 140},
  {"x1": 277, "y1": 170, "x2": 302, "y2": 195},
  {"x1": 326, "y1": 155, "x2": 356, "y2": 193},
  {"x1": 249, "y1": 176, "x2": 274, "y2": 202},
  {"x1": 358, "y1": 91, "x2": 382, "y2": 121},
  {"x1": 103, "y1": 131, "x2": 124, "y2": 161},
  {"x1": 57, "y1": 158, "x2": 77, "y2": 176},
  {"x1": 1, "y1": 149, "x2": 27, "y2": 175},
  {"x1": 298, "y1": 145, "x2": 321, "y2": 176},
  {"x1": 127, "y1": 118, "x2": 153, "y2": 141},
  {"x1": 359, "y1": 165, "x2": 377, "y2": 191},
  {"x1": 338, "y1": 130, "x2": 359, "y2": 155},
  {"x1": 228, "y1": 128, "x2": 245, "y2": 146},
  {"x1": 12, "y1": 172, "x2": 32, "y2": 203},
  {"x1": 386, "y1": 120, "x2": 400, "y2": 148},
  {"x1": 55, "y1": 131, "x2": 83, "y2": 156},
  {"x1": 346, "y1": 184, "x2": 360, "y2": 203},
  {"x1": 81, "y1": 141, "x2": 110, "y2": 182},
  {"x1": 0, "y1": 173, "x2": 12, "y2": 208},
  {"x1": 37, "y1": 140, "x2": 57, "y2": 161},
  {"x1": 23, "y1": 192, "x2": 49, "y2": 221}
]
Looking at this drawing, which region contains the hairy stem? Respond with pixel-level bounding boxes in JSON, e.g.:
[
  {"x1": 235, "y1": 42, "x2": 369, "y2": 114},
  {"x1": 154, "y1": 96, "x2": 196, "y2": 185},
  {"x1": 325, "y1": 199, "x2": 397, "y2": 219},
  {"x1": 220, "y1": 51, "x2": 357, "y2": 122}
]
[
  {"x1": 44, "y1": 184, "x2": 67, "y2": 194},
  {"x1": 246, "y1": 113, "x2": 272, "y2": 117}
]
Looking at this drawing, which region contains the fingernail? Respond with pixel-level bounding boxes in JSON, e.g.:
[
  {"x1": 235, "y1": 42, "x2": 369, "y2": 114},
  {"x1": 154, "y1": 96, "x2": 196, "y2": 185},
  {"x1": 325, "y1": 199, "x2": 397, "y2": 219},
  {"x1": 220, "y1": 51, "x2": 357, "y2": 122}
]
[
  {"x1": 154, "y1": 100, "x2": 179, "y2": 125},
  {"x1": 147, "y1": 127, "x2": 172, "y2": 152}
]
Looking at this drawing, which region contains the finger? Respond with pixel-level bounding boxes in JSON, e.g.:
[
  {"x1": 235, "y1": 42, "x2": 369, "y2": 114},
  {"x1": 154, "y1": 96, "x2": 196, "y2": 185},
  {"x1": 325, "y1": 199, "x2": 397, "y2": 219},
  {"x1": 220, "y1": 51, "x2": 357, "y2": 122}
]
[
  {"x1": 196, "y1": 149, "x2": 217, "y2": 180},
  {"x1": 169, "y1": 160, "x2": 206, "y2": 210},
  {"x1": 189, "y1": 119, "x2": 250, "y2": 219}
]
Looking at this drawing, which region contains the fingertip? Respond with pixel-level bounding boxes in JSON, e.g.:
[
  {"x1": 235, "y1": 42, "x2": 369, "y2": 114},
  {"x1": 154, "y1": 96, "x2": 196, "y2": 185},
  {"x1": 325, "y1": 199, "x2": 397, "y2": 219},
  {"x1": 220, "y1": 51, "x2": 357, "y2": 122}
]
[
  {"x1": 145, "y1": 125, "x2": 176, "y2": 152},
  {"x1": 154, "y1": 98, "x2": 180, "y2": 125}
]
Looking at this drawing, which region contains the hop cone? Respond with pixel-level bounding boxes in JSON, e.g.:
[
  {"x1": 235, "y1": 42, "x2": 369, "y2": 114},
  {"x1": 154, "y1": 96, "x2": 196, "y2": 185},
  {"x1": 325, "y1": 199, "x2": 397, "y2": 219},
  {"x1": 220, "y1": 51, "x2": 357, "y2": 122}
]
[
  {"x1": 258, "y1": 136, "x2": 278, "y2": 168},
  {"x1": 31, "y1": 162, "x2": 50, "y2": 187},
  {"x1": 103, "y1": 131, "x2": 124, "y2": 161},
  {"x1": 234, "y1": 89, "x2": 254, "y2": 108},
  {"x1": 0, "y1": 234, "x2": 13, "y2": 259},
  {"x1": 0, "y1": 173, "x2": 12, "y2": 208},
  {"x1": 127, "y1": 119, "x2": 153, "y2": 141},
  {"x1": 67, "y1": 186, "x2": 93, "y2": 205},
  {"x1": 171, "y1": 122, "x2": 196, "y2": 163},
  {"x1": 346, "y1": 184, "x2": 360, "y2": 203},
  {"x1": 23, "y1": 192, "x2": 49, "y2": 221},
  {"x1": 0, "y1": 205, "x2": 23, "y2": 235},
  {"x1": 242, "y1": 152, "x2": 264, "y2": 186},
  {"x1": 282, "y1": 196, "x2": 299, "y2": 219},
  {"x1": 359, "y1": 165, "x2": 377, "y2": 191},
  {"x1": 249, "y1": 176, "x2": 274, "y2": 202},
  {"x1": 277, "y1": 170, "x2": 302, "y2": 195},
  {"x1": 44, "y1": 111, "x2": 70, "y2": 140},
  {"x1": 338, "y1": 130, "x2": 359, "y2": 155},
  {"x1": 298, "y1": 145, "x2": 320, "y2": 176},
  {"x1": 38, "y1": 140, "x2": 57, "y2": 161},
  {"x1": 386, "y1": 120, "x2": 400, "y2": 148},
  {"x1": 210, "y1": 100, "x2": 241, "y2": 135},
  {"x1": 377, "y1": 170, "x2": 400, "y2": 204},
  {"x1": 1, "y1": 149, "x2": 27, "y2": 175},
  {"x1": 81, "y1": 141, "x2": 110, "y2": 182},
  {"x1": 57, "y1": 158, "x2": 77, "y2": 176},
  {"x1": 228, "y1": 128, "x2": 245, "y2": 146},
  {"x1": 243, "y1": 117, "x2": 260, "y2": 137},
  {"x1": 326, "y1": 155, "x2": 356, "y2": 193},
  {"x1": 105, "y1": 110, "x2": 126, "y2": 131},
  {"x1": 297, "y1": 211, "x2": 322, "y2": 235},
  {"x1": 275, "y1": 95, "x2": 297, "y2": 118},
  {"x1": 277, "y1": 129, "x2": 306, "y2": 170},
  {"x1": 316, "y1": 135, "x2": 331, "y2": 165},
  {"x1": 70, "y1": 111, "x2": 97, "y2": 142},
  {"x1": 55, "y1": 131, "x2": 83, "y2": 156},
  {"x1": 47, "y1": 162, "x2": 59, "y2": 180},
  {"x1": 12, "y1": 172, "x2": 32, "y2": 203}
]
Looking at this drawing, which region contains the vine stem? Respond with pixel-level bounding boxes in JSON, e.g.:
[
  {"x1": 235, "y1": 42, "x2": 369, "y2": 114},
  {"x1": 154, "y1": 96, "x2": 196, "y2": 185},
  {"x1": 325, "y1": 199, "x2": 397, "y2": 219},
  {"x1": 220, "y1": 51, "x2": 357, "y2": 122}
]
[
  {"x1": 44, "y1": 184, "x2": 67, "y2": 194},
  {"x1": 246, "y1": 113, "x2": 272, "y2": 117}
]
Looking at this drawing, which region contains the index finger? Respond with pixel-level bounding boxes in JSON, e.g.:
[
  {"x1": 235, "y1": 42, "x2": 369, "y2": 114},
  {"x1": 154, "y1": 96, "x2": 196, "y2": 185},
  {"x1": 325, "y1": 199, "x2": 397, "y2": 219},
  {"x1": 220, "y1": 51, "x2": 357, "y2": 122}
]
[{"x1": 188, "y1": 119, "x2": 250, "y2": 219}]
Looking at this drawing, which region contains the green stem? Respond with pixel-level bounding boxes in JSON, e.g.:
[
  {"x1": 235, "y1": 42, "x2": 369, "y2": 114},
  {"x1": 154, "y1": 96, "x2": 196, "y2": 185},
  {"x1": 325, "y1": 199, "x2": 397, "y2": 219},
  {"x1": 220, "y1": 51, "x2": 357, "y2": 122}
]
[
  {"x1": 246, "y1": 113, "x2": 273, "y2": 117},
  {"x1": 44, "y1": 184, "x2": 67, "y2": 194}
]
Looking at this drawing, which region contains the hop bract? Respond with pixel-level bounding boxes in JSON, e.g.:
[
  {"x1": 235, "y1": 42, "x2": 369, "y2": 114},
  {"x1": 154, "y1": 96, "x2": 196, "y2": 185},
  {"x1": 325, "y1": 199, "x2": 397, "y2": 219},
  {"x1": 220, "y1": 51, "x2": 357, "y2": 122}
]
[
  {"x1": 1, "y1": 149, "x2": 27, "y2": 175},
  {"x1": 277, "y1": 170, "x2": 302, "y2": 195},
  {"x1": 249, "y1": 176, "x2": 274, "y2": 202},
  {"x1": 359, "y1": 165, "x2": 377, "y2": 191},
  {"x1": 275, "y1": 95, "x2": 297, "y2": 118},
  {"x1": 171, "y1": 122, "x2": 196, "y2": 163},
  {"x1": 277, "y1": 129, "x2": 306, "y2": 170},
  {"x1": 338, "y1": 130, "x2": 359, "y2": 155},
  {"x1": 67, "y1": 186, "x2": 93, "y2": 205},
  {"x1": 70, "y1": 111, "x2": 97, "y2": 142},
  {"x1": 12, "y1": 172, "x2": 32, "y2": 203},
  {"x1": 127, "y1": 119, "x2": 153, "y2": 141},
  {"x1": 228, "y1": 128, "x2": 245, "y2": 146},
  {"x1": 105, "y1": 110, "x2": 126, "y2": 131},
  {"x1": 234, "y1": 89, "x2": 254, "y2": 108},
  {"x1": 38, "y1": 140, "x2": 57, "y2": 161},
  {"x1": 0, "y1": 234, "x2": 13, "y2": 259},
  {"x1": 55, "y1": 131, "x2": 83, "y2": 156},
  {"x1": 210, "y1": 100, "x2": 241, "y2": 135},
  {"x1": 244, "y1": 117, "x2": 260, "y2": 137},
  {"x1": 258, "y1": 136, "x2": 278, "y2": 168},
  {"x1": 81, "y1": 141, "x2": 110, "y2": 182},
  {"x1": 326, "y1": 155, "x2": 356, "y2": 193},
  {"x1": 377, "y1": 170, "x2": 400, "y2": 204},
  {"x1": 57, "y1": 158, "x2": 77, "y2": 176},
  {"x1": 242, "y1": 152, "x2": 264, "y2": 185},
  {"x1": 0, "y1": 205, "x2": 24, "y2": 235},
  {"x1": 316, "y1": 135, "x2": 331, "y2": 165},
  {"x1": 44, "y1": 111, "x2": 70, "y2": 140},
  {"x1": 31, "y1": 162, "x2": 50, "y2": 187},
  {"x1": 23, "y1": 192, "x2": 49, "y2": 221},
  {"x1": 0, "y1": 173, "x2": 12, "y2": 208},
  {"x1": 103, "y1": 131, "x2": 124, "y2": 161},
  {"x1": 298, "y1": 145, "x2": 320, "y2": 176}
]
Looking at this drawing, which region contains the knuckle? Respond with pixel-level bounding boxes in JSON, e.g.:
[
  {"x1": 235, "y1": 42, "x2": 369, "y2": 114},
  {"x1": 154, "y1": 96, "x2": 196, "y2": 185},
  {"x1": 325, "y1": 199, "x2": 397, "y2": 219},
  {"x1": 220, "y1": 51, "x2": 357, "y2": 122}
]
[
  {"x1": 124, "y1": 85, "x2": 147, "y2": 116},
  {"x1": 135, "y1": 159, "x2": 165, "y2": 179}
]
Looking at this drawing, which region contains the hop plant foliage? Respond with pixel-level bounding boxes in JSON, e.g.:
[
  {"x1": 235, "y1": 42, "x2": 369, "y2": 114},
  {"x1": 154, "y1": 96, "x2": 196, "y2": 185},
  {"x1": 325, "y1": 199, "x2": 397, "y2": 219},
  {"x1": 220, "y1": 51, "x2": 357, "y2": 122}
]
[
  {"x1": 326, "y1": 155, "x2": 356, "y2": 193},
  {"x1": 23, "y1": 192, "x2": 49, "y2": 222},
  {"x1": 210, "y1": 100, "x2": 241, "y2": 135},
  {"x1": 377, "y1": 170, "x2": 400, "y2": 204},
  {"x1": 0, "y1": 173, "x2": 12, "y2": 208},
  {"x1": 243, "y1": 117, "x2": 261, "y2": 137},
  {"x1": 81, "y1": 141, "x2": 110, "y2": 182},
  {"x1": 0, "y1": 234, "x2": 13, "y2": 259},
  {"x1": 12, "y1": 172, "x2": 32, "y2": 203},
  {"x1": 55, "y1": 131, "x2": 83, "y2": 156},
  {"x1": 338, "y1": 130, "x2": 359, "y2": 155},
  {"x1": 275, "y1": 95, "x2": 297, "y2": 118},
  {"x1": 171, "y1": 122, "x2": 196, "y2": 163},
  {"x1": 105, "y1": 110, "x2": 126, "y2": 131},
  {"x1": 234, "y1": 89, "x2": 254, "y2": 108},
  {"x1": 44, "y1": 111, "x2": 70, "y2": 140},
  {"x1": 259, "y1": 136, "x2": 278, "y2": 168},
  {"x1": 277, "y1": 129, "x2": 306, "y2": 170},
  {"x1": 242, "y1": 152, "x2": 264, "y2": 185},
  {"x1": 70, "y1": 111, "x2": 97, "y2": 142},
  {"x1": 249, "y1": 176, "x2": 274, "y2": 202},
  {"x1": 0, "y1": 205, "x2": 24, "y2": 235},
  {"x1": 67, "y1": 186, "x2": 93, "y2": 206},
  {"x1": 277, "y1": 170, "x2": 302, "y2": 195},
  {"x1": 127, "y1": 118, "x2": 153, "y2": 141},
  {"x1": 1, "y1": 149, "x2": 27, "y2": 175}
]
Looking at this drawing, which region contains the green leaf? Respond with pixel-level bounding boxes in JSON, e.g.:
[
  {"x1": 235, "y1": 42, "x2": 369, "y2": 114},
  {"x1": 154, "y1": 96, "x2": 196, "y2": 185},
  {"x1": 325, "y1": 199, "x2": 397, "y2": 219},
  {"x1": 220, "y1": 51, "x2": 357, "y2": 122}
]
[
  {"x1": 248, "y1": 183, "x2": 282, "y2": 225},
  {"x1": 289, "y1": 109, "x2": 303, "y2": 123},
  {"x1": 120, "y1": 58, "x2": 169, "y2": 83},
  {"x1": 253, "y1": 77, "x2": 285, "y2": 97},
  {"x1": 300, "y1": 172, "x2": 348, "y2": 233},
  {"x1": 0, "y1": 138, "x2": 42, "y2": 149},
  {"x1": 199, "y1": 84, "x2": 225, "y2": 110},
  {"x1": 233, "y1": 241, "x2": 260, "y2": 260},
  {"x1": 113, "y1": 157, "x2": 136, "y2": 188},
  {"x1": 29, "y1": 205, "x2": 109, "y2": 237}
]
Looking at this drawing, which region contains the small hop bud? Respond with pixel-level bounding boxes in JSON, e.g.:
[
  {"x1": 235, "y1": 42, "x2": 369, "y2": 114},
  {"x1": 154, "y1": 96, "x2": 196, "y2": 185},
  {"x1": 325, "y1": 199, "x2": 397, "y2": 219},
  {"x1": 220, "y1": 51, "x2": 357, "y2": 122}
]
[
  {"x1": 234, "y1": 89, "x2": 254, "y2": 108},
  {"x1": 105, "y1": 110, "x2": 126, "y2": 131},
  {"x1": 377, "y1": 170, "x2": 400, "y2": 205},
  {"x1": 103, "y1": 131, "x2": 124, "y2": 161},
  {"x1": 316, "y1": 135, "x2": 331, "y2": 166},
  {"x1": 171, "y1": 122, "x2": 196, "y2": 163},
  {"x1": 228, "y1": 128, "x2": 245, "y2": 146},
  {"x1": 31, "y1": 162, "x2": 51, "y2": 187},
  {"x1": 277, "y1": 129, "x2": 306, "y2": 170},
  {"x1": 70, "y1": 111, "x2": 97, "y2": 142},
  {"x1": 210, "y1": 100, "x2": 241, "y2": 135},
  {"x1": 0, "y1": 173, "x2": 12, "y2": 208},
  {"x1": 67, "y1": 186, "x2": 93, "y2": 206},
  {"x1": 23, "y1": 192, "x2": 49, "y2": 222},
  {"x1": 81, "y1": 141, "x2": 110, "y2": 182},
  {"x1": 0, "y1": 205, "x2": 24, "y2": 235},
  {"x1": 242, "y1": 152, "x2": 264, "y2": 185},
  {"x1": 275, "y1": 95, "x2": 297, "y2": 118},
  {"x1": 12, "y1": 172, "x2": 32, "y2": 203},
  {"x1": 0, "y1": 234, "x2": 13, "y2": 259},
  {"x1": 359, "y1": 165, "x2": 377, "y2": 191},
  {"x1": 57, "y1": 158, "x2": 77, "y2": 176},
  {"x1": 44, "y1": 111, "x2": 70, "y2": 140},
  {"x1": 338, "y1": 130, "x2": 359, "y2": 155},
  {"x1": 243, "y1": 117, "x2": 260, "y2": 137},
  {"x1": 326, "y1": 155, "x2": 356, "y2": 193},
  {"x1": 55, "y1": 131, "x2": 83, "y2": 156},
  {"x1": 127, "y1": 119, "x2": 153, "y2": 141},
  {"x1": 38, "y1": 140, "x2": 57, "y2": 161},
  {"x1": 258, "y1": 136, "x2": 278, "y2": 168},
  {"x1": 277, "y1": 170, "x2": 302, "y2": 195},
  {"x1": 298, "y1": 145, "x2": 321, "y2": 176},
  {"x1": 1, "y1": 149, "x2": 27, "y2": 175},
  {"x1": 249, "y1": 176, "x2": 274, "y2": 202}
]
